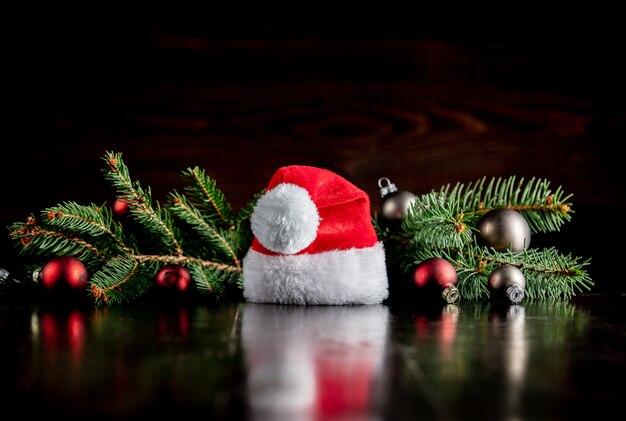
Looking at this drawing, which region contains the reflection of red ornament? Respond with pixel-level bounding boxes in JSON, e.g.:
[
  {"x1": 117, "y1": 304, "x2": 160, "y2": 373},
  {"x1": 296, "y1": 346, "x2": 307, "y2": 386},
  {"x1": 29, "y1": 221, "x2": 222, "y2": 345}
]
[
  {"x1": 112, "y1": 197, "x2": 130, "y2": 216},
  {"x1": 439, "y1": 304, "x2": 459, "y2": 359},
  {"x1": 40, "y1": 312, "x2": 60, "y2": 349},
  {"x1": 413, "y1": 305, "x2": 459, "y2": 358},
  {"x1": 414, "y1": 315, "x2": 430, "y2": 338},
  {"x1": 156, "y1": 307, "x2": 191, "y2": 338},
  {"x1": 413, "y1": 257, "x2": 460, "y2": 304},
  {"x1": 66, "y1": 311, "x2": 87, "y2": 354},
  {"x1": 39, "y1": 310, "x2": 87, "y2": 355},
  {"x1": 40, "y1": 256, "x2": 88, "y2": 291},
  {"x1": 155, "y1": 265, "x2": 192, "y2": 292}
]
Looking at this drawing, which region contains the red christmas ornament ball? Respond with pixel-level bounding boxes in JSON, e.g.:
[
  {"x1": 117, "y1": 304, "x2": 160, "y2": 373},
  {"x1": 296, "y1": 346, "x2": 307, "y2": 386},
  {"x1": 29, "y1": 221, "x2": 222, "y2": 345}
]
[
  {"x1": 413, "y1": 257, "x2": 458, "y2": 289},
  {"x1": 40, "y1": 256, "x2": 89, "y2": 290},
  {"x1": 155, "y1": 265, "x2": 192, "y2": 292},
  {"x1": 113, "y1": 197, "x2": 130, "y2": 216}
]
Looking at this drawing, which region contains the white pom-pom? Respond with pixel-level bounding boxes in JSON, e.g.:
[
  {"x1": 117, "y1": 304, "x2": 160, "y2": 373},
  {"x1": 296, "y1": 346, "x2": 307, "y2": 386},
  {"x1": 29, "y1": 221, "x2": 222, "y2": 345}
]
[{"x1": 251, "y1": 183, "x2": 320, "y2": 255}]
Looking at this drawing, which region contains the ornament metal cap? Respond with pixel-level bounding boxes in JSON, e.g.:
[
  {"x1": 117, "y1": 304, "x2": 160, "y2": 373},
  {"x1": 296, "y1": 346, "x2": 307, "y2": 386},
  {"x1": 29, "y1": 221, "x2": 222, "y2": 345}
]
[
  {"x1": 506, "y1": 285, "x2": 525, "y2": 304},
  {"x1": 377, "y1": 177, "x2": 398, "y2": 198},
  {"x1": 32, "y1": 267, "x2": 42, "y2": 283},
  {"x1": 442, "y1": 285, "x2": 461, "y2": 304}
]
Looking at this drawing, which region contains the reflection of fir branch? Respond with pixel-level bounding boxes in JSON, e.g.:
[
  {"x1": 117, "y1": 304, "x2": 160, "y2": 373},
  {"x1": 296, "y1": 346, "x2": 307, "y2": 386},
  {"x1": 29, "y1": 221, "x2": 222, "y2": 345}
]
[
  {"x1": 8, "y1": 151, "x2": 261, "y2": 305},
  {"x1": 377, "y1": 175, "x2": 592, "y2": 301}
]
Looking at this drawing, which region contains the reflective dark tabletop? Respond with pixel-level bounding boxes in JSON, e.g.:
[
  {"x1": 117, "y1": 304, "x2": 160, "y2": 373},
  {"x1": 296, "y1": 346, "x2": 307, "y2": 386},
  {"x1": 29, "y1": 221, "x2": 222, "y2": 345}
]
[{"x1": 1, "y1": 293, "x2": 624, "y2": 420}]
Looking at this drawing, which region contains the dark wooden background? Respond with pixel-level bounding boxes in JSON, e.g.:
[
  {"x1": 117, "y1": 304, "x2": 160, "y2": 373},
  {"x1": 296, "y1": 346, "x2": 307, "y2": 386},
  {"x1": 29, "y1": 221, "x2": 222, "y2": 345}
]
[{"x1": 3, "y1": 14, "x2": 625, "y2": 293}]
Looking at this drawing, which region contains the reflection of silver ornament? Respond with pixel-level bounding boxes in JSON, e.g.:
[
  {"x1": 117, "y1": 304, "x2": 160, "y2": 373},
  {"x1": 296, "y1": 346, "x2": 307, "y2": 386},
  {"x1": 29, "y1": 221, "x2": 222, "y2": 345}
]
[
  {"x1": 477, "y1": 208, "x2": 531, "y2": 252},
  {"x1": 378, "y1": 177, "x2": 416, "y2": 222},
  {"x1": 488, "y1": 264, "x2": 526, "y2": 303}
]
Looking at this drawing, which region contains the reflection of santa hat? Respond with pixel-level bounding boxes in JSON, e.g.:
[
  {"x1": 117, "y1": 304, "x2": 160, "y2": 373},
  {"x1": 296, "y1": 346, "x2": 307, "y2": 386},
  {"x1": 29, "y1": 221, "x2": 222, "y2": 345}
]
[
  {"x1": 241, "y1": 304, "x2": 390, "y2": 420},
  {"x1": 243, "y1": 165, "x2": 388, "y2": 305}
]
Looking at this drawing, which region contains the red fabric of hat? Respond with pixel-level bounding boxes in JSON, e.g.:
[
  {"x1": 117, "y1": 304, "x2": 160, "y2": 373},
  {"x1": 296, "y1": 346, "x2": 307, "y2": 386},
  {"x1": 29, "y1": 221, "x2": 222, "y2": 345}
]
[{"x1": 250, "y1": 165, "x2": 379, "y2": 256}]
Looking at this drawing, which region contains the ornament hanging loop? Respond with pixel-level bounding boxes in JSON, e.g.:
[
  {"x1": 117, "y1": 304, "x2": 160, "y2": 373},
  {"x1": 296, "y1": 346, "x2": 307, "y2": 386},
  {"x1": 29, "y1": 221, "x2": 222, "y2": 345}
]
[{"x1": 378, "y1": 177, "x2": 398, "y2": 198}]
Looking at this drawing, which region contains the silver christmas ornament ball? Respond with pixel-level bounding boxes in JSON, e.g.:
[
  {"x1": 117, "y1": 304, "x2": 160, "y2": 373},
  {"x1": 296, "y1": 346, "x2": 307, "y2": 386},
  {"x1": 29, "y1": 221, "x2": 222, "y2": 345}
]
[
  {"x1": 378, "y1": 177, "x2": 416, "y2": 221},
  {"x1": 488, "y1": 264, "x2": 526, "y2": 304},
  {"x1": 477, "y1": 208, "x2": 531, "y2": 252}
]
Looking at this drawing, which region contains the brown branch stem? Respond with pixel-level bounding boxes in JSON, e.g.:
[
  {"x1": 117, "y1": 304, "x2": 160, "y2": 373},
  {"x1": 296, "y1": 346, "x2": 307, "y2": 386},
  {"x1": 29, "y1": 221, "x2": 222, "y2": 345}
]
[{"x1": 133, "y1": 254, "x2": 242, "y2": 273}]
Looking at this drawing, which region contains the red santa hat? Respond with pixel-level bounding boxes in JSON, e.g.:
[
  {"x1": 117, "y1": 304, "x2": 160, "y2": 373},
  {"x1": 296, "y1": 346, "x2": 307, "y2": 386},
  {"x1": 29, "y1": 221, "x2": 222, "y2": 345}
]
[{"x1": 242, "y1": 165, "x2": 389, "y2": 305}]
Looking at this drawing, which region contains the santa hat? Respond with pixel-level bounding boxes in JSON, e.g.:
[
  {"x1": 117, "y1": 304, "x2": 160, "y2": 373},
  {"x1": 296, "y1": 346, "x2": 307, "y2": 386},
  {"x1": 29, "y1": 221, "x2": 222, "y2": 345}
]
[{"x1": 242, "y1": 165, "x2": 388, "y2": 305}]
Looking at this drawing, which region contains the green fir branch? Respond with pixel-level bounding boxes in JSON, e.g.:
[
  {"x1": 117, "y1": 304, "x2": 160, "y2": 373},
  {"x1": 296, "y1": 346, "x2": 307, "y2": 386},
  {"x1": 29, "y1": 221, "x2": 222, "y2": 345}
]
[
  {"x1": 133, "y1": 253, "x2": 241, "y2": 273},
  {"x1": 102, "y1": 151, "x2": 182, "y2": 255},
  {"x1": 186, "y1": 263, "x2": 240, "y2": 296},
  {"x1": 408, "y1": 243, "x2": 593, "y2": 301},
  {"x1": 89, "y1": 255, "x2": 148, "y2": 305},
  {"x1": 378, "y1": 175, "x2": 592, "y2": 302},
  {"x1": 89, "y1": 252, "x2": 244, "y2": 306},
  {"x1": 6, "y1": 150, "x2": 261, "y2": 306},
  {"x1": 41, "y1": 202, "x2": 134, "y2": 255},
  {"x1": 401, "y1": 191, "x2": 474, "y2": 249},
  {"x1": 434, "y1": 176, "x2": 573, "y2": 233},
  {"x1": 8, "y1": 217, "x2": 107, "y2": 266},
  {"x1": 227, "y1": 223, "x2": 253, "y2": 258},
  {"x1": 6, "y1": 151, "x2": 592, "y2": 305},
  {"x1": 188, "y1": 263, "x2": 215, "y2": 294},
  {"x1": 234, "y1": 189, "x2": 264, "y2": 223},
  {"x1": 231, "y1": 189, "x2": 264, "y2": 254},
  {"x1": 180, "y1": 166, "x2": 234, "y2": 227},
  {"x1": 168, "y1": 192, "x2": 240, "y2": 268}
]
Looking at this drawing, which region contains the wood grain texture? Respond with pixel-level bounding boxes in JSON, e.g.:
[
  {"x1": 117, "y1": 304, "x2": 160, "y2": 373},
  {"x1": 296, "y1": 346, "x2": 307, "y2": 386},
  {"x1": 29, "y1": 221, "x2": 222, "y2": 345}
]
[{"x1": 2, "y1": 19, "x2": 625, "y2": 291}]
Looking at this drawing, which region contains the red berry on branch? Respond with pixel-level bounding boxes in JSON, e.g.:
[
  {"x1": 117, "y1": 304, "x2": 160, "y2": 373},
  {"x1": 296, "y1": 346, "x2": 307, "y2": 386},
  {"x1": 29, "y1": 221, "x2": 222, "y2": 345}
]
[
  {"x1": 40, "y1": 256, "x2": 89, "y2": 291},
  {"x1": 155, "y1": 265, "x2": 193, "y2": 292},
  {"x1": 413, "y1": 257, "x2": 460, "y2": 304},
  {"x1": 113, "y1": 197, "x2": 130, "y2": 216}
]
